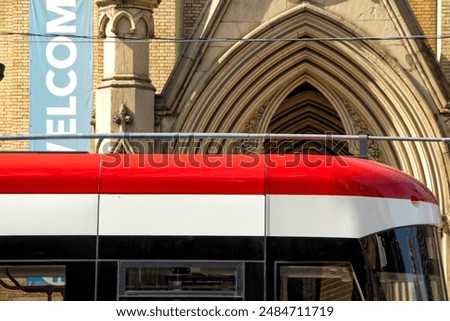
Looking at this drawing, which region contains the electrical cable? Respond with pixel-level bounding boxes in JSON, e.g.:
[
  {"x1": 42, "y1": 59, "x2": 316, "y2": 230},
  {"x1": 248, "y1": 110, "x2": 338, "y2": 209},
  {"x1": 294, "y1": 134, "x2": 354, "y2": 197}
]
[{"x1": 0, "y1": 30, "x2": 449, "y2": 44}]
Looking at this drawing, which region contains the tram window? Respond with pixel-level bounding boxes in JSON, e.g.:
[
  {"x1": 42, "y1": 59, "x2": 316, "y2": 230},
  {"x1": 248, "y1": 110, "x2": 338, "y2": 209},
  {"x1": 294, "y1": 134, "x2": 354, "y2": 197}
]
[
  {"x1": 277, "y1": 262, "x2": 364, "y2": 301},
  {"x1": 118, "y1": 262, "x2": 244, "y2": 300},
  {"x1": 361, "y1": 226, "x2": 447, "y2": 301},
  {"x1": 0, "y1": 265, "x2": 65, "y2": 301}
]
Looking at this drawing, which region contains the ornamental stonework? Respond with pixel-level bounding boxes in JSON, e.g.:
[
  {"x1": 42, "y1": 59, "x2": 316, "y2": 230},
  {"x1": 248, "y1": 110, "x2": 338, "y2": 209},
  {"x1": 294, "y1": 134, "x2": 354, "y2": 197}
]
[{"x1": 96, "y1": 0, "x2": 160, "y2": 38}]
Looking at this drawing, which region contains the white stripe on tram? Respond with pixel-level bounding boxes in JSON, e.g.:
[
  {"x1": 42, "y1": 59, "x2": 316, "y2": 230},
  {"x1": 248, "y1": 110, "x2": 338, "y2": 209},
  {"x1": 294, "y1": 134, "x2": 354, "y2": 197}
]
[
  {"x1": 98, "y1": 194, "x2": 265, "y2": 236},
  {"x1": 267, "y1": 195, "x2": 441, "y2": 238},
  {"x1": 0, "y1": 194, "x2": 98, "y2": 236},
  {"x1": 0, "y1": 194, "x2": 441, "y2": 237}
]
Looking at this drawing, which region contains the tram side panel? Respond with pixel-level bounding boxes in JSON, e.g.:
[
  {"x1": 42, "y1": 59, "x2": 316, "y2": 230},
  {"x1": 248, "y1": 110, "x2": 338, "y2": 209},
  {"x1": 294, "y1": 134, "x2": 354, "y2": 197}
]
[
  {"x1": 0, "y1": 193, "x2": 98, "y2": 301},
  {"x1": 96, "y1": 193, "x2": 266, "y2": 300},
  {"x1": 0, "y1": 192, "x2": 268, "y2": 300},
  {"x1": 0, "y1": 154, "x2": 101, "y2": 300}
]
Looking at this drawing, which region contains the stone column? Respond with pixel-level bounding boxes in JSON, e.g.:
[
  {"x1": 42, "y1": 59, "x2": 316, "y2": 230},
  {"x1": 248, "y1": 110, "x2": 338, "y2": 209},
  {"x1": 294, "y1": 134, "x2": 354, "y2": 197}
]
[{"x1": 94, "y1": 0, "x2": 161, "y2": 153}]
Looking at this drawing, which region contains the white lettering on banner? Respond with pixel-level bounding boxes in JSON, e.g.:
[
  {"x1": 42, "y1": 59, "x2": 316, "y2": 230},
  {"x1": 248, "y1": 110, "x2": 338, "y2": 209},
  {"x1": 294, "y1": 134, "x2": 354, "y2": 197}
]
[
  {"x1": 46, "y1": 37, "x2": 77, "y2": 69},
  {"x1": 47, "y1": 96, "x2": 76, "y2": 115},
  {"x1": 46, "y1": 0, "x2": 76, "y2": 33},
  {"x1": 46, "y1": 69, "x2": 77, "y2": 97},
  {"x1": 46, "y1": 119, "x2": 76, "y2": 135},
  {"x1": 46, "y1": 142, "x2": 77, "y2": 151},
  {"x1": 45, "y1": 0, "x2": 78, "y2": 151}
]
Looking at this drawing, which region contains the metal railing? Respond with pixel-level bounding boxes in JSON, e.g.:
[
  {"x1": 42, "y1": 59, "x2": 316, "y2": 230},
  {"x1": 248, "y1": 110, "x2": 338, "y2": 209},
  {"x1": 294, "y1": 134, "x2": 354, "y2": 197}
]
[{"x1": 0, "y1": 132, "x2": 449, "y2": 157}]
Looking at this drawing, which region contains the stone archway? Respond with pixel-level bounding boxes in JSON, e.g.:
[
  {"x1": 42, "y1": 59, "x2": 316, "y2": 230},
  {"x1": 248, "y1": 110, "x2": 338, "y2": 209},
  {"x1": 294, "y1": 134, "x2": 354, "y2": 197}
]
[
  {"x1": 174, "y1": 3, "x2": 450, "y2": 219},
  {"x1": 265, "y1": 83, "x2": 351, "y2": 155},
  {"x1": 269, "y1": 84, "x2": 344, "y2": 135}
]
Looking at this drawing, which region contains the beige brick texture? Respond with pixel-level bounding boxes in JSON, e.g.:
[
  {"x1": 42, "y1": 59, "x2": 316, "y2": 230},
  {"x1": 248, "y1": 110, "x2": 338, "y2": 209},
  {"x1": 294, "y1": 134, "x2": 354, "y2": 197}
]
[
  {"x1": 0, "y1": 1, "x2": 30, "y2": 150},
  {"x1": 409, "y1": 0, "x2": 437, "y2": 51}
]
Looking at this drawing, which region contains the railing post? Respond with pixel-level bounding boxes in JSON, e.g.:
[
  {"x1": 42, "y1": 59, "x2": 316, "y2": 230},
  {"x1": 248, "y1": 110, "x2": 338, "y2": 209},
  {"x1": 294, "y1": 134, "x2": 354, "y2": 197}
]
[{"x1": 359, "y1": 134, "x2": 369, "y2": 158}]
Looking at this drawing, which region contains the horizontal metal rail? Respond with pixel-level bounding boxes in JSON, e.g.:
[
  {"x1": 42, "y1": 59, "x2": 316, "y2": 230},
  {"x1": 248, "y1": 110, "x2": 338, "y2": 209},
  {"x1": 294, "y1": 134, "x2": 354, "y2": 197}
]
[
  {"x1": 0, "y1": 132, "x2": 449, "y2": 142},
  {"x1": 0, "y1": 133, "x2": 449, "y2": 158}
]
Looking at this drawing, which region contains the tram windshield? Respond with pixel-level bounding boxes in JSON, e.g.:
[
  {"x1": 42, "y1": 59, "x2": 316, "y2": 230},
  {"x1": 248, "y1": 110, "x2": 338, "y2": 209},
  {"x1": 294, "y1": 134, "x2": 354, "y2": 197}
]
[{"x1": 361, "y1": 226, "x2": 447, "y2": 300}]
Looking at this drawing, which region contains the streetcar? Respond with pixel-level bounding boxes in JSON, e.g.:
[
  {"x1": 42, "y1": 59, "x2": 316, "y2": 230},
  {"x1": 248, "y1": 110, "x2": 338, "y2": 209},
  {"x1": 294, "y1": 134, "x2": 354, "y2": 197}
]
[{"x1": 0, "y1": 153, "x2": 447, "y2": 301}]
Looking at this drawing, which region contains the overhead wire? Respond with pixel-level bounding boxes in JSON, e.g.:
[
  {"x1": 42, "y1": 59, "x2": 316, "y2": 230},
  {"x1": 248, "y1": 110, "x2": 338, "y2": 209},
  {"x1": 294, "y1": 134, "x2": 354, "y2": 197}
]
[{"x1": 1, "y1": 30, "x2": 450, "y2": 44}]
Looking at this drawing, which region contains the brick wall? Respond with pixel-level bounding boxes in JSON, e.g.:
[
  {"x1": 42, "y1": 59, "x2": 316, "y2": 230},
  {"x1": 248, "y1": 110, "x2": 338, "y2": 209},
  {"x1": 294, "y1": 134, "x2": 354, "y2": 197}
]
[
  {"x1": 93, "y1": 3, "x2": 102, "y2": 118},
  {"x1": 409, "y1": 0, "x2": 437, "y2": 52},
  {"x1": 150, "y1": 0, "x2": 208, "y2": 92},
  {"x1": 0, "y1": 277, "x2": 63, "y2": 301},
  {"x1": 0, "y1": 1, "x2": 29, "y2": 151},
  {"x1": 440, "y1": 2, "x2": 450, "y2": 80},
  {"x1": 151, "y1": 0, "x2": 178, "y2": 93}
]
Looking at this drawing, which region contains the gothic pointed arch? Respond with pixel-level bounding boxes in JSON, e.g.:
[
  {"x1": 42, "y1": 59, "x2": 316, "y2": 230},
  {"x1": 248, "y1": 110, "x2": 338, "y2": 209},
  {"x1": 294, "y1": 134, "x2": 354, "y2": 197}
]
[
  {"x1": 173, "y1": 3, "x2": 450, "y2": 216},
  {"x1": 265, "y1": 83, "x2": 350, "y2": 155}
]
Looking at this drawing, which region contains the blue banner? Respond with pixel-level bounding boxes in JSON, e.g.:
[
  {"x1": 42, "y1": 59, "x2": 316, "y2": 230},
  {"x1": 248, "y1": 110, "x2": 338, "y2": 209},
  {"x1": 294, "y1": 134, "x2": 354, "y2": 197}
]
[{"x1": 30, "y1": 0, "x2": 93, "y2": 151}]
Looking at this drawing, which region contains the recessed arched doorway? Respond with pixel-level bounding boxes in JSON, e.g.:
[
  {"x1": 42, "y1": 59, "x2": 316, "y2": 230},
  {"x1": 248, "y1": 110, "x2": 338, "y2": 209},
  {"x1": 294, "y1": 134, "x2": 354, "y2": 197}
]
[{"x1": 266, "y1": 83, "x2": 350, "y2": 155}]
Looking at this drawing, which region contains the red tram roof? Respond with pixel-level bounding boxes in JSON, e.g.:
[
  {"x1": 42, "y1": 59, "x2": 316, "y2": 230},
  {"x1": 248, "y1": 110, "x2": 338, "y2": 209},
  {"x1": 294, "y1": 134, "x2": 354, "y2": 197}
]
[{"x1": 0, "y1": 153, "x2": 437, "y2": 203}]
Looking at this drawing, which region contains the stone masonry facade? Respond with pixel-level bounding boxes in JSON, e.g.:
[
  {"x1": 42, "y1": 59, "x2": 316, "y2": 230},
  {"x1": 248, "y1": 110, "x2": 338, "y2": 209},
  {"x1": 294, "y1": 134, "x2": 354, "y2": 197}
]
[
  {"x1": 0, "y1": 0, "x2": 442, "y2": 150},
  {"x1": 0, "y1": 0, "x2": 445, "y2": 151}
]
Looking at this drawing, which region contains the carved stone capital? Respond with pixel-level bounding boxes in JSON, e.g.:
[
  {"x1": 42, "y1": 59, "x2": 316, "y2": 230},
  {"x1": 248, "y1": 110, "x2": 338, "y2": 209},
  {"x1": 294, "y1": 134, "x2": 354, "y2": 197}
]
[{"x1": 96, "y1": 0, "x2": 160, "y2": 37}]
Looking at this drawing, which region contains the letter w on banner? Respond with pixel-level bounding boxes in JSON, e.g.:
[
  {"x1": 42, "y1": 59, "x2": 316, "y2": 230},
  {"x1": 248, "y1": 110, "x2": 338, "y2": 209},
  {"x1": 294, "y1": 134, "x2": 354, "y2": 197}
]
[{"x1": 30, "y1": 0, "x2": 93, "y2": 151}]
